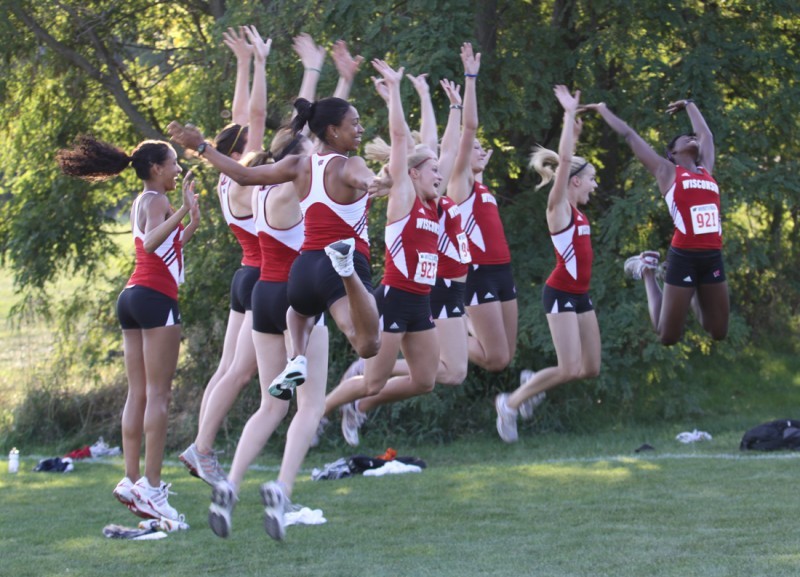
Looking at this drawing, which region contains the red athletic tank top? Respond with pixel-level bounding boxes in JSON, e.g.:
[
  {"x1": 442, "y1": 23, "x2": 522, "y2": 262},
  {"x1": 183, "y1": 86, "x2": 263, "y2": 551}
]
[
  {"x1": 458, "y1": 181, "x2": 511, "y2": 265},
  {"x1": 254, "y1": 184, "x2": 303, "y2": 282},
  {"x1": 218, "y1": 174, "x2": 261, "y2": 267},
  {"x1": 381, "y1": 197, "x2": 440, "y2": 295},
  {"x1": 664, "y1": 165, "x2": 722, "y2": 250},
  {"x1": 126, "y1": 191, "x2": 184, "y2": 300},
  {"x1": 300, "y1": 153, "x2": 370, "y2": 259},
  {"x1": 436, "y1": 195, "x2": 471, "y2": 279},
  {"x1": 546, "y1": 205, "x2": 593, "y2": 294}
]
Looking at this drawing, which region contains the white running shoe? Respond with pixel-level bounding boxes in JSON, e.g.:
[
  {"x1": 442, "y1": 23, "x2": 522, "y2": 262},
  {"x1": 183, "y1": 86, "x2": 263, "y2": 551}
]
[
  {"x1": 310, "y1": 416, "x2": 330, "y2": 448},
  {"x1": 130, "y1": 478, "x2": 182, "y2": 521},
  {"x1": 324, "y1": 238, "x2": 356, "y2": 277},
  {"x1": 260, "y1": 481, "x2": 287, "y2": 541},
  {"x1": 179, "y1": 443, "x2": 226, "y2": 487},
  {"x1": 518, "y1": 370, "x2": 546, "y2": 420},
  {"x1": 495, "y1": 394, "x2": 519, "y2": 443},
  {"x1": 341, "y1": 402, "x2": 367, "y2": 447},
  {"x1": 269, "y1": 355, "x2": 307, "y2": 400},
  {"x1": 208, "y1": 479, "x2": 238, "y2": 539},
  {"x1": 623, "y1": 250, "x2": 660, "y2": 280},
  {"x1": 113, "y1": 477, "x2": 135, "y2": 508}
]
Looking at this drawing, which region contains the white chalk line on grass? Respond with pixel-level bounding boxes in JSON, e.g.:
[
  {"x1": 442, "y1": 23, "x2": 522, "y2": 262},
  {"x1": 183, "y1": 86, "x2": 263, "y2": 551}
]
[
  {"x1": 534, "y1": 451, "x2": 800, "y2": 466},
  {"x1": 16, "y1": 450, "x2": 800, "y2": 476}
]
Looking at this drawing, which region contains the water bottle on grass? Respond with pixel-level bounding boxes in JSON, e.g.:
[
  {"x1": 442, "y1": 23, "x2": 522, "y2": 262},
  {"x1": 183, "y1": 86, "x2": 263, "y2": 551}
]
[{"x1": 8, "y1": 448, "x2": 19, "y2": 474}]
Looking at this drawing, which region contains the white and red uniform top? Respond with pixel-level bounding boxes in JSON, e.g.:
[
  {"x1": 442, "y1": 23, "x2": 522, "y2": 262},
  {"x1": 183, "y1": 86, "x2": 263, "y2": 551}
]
[
  {"x1": 664, "y1": 165, "x2": 722, "y2": 250},
  {"x1": 458, "y1": 181, "x2": 511, "y2": 265},
  {"x1": 436, "y1": 195, "x2": 471, "y2": 279},
  {"x1": 546, "y1": 205, "x2": 593, "y2": 294},
  {"x1": 254, "y1": 184, "x2": 304, "y2": 283},
  {"x1": 382, "y1": 197, "x2": 440, "y2": 295},
  {"x1": 126, "y1": 190, "x2": 184, "y2": 301},
  {"x1": 218, "y1": 174, "x2": 261, "y2": 267},
  {"x1": 300, "y1": 153, "x2": 370, "y2": 259}
]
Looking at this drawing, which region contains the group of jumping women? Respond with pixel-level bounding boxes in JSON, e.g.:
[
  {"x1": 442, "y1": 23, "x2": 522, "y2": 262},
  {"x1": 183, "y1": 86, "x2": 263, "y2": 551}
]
[{"x1": 56, "y1": 26, "x2": 729, "y2": 541}]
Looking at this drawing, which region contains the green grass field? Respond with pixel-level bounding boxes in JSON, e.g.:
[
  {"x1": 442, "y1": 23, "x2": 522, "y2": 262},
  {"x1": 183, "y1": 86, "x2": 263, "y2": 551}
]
[
  {"x1": 3, "y1": 427, "x2": 800, "y2": 577},
  {"x1": 3, "y1": 260, "x2": 800, "y2": 576}
]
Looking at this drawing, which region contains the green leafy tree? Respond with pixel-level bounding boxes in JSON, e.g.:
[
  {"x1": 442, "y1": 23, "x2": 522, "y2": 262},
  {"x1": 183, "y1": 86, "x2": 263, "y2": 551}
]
[{"x1": 2, "y1": 0, "x2": 798, "y2": 444}]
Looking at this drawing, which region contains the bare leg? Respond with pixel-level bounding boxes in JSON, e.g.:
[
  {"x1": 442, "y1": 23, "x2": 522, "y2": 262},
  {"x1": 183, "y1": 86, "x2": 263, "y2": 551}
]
[
  {"x1": 507, "y1": 310, "x2": 599, "y2": 409},
  {"x1": 694, "y1": 281, "x2": 729, "y2": 340},
  {"x1": 199, "y1": 309, "x2": 245, "y2": 424},
  {"x1": 642, "y1": 268, "x2": 664, "y2": 332},
  {"x1": 388, "y1": 317, "x2": 468, "y2": 385},
  {"x1": 286, "y1": 307, "x2": 316, "y2": 358},
  {"x1": 656, "y1": 283, "x2": 695, "y2": 345},
  {"x1": 328, "y1": 281, "x2": 381, "y2": 358},
  {"x1": 466, "y1": 299, "x2": 516, "y2": 371},
  {"x1": 324, "y1": 331, "x2": 402, "y2": 415},
  {"x1": 357, "y1": 329, "x2": 440, "y2": 412},
  {"x1": 141, "y1": 324, "x2": 182, "y2": 486},
  {"x1": 277, "y1": 325, "x2": 329, "y2": 498},
  {"x1": 121, "y1": 330, "x2": 145, "y2": 482},
  {"x1": 226, "y1": 331, "x2": 291, "y2": 490},
  {"x1": 433, "y1": 316, "x2": 469, "y2": 385},
  {"x1": 195, "y1": 311, "x2": 258, "y2": 453}
]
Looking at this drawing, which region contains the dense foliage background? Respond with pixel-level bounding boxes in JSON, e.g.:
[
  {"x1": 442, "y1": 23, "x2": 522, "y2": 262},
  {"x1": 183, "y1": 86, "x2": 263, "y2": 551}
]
[{"x1": 1, "y1": 0, "x2": 798, "y2": 447}]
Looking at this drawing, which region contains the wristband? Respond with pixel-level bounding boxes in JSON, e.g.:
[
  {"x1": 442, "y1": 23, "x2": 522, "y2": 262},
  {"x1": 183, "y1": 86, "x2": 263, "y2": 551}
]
[
  {"x1": 464, "y1": 73, "x2": 478, "y2": 78},
  {"x1": 305, "y1": 67, "x2": 322, "y2": 74},
  {"x1": 450, "y1": 104, "x2": 463, "y2": 110},
  {"x1": 684, "y1": 99, "x2": 695, "y2": 106}
]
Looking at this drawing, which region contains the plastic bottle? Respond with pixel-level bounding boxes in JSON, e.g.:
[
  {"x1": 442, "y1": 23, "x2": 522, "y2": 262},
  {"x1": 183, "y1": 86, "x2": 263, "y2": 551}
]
[{"x1": 8, "y1": 448, "x2": 19, "y2": 474}]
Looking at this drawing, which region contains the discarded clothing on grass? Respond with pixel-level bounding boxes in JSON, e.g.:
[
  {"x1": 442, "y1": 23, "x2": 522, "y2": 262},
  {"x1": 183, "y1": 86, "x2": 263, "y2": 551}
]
[
  {"x1": 285, "y1": 507, "x2": 327, "y2": 526},
  {"x1": 740, "y1": 419, "x2": 800, "y2": 451},
  {"x1": 103, "y1": 524, "x2": 167, "y2": 540},
  {"x1": 65, "y1": 437, "x2": 121, "y2": 460},
  {"x1": 34, "y1": 457, "x2": 74, "y2": 473},
  {"x1": 363, "y1": 460, "x2": 422, "y2": 476},
  {"x1": 676, "y1": 430, "x2": 712, "y2": 443},
  {"x1": 311, "y1": 448, "x2": 426, "y2": 481},
  {"x1": 349, "y1": 454, "x2": 426, "y2": 474},
  {"x1": 311, "y1": 458, "x2": 352, "y2": 481}
]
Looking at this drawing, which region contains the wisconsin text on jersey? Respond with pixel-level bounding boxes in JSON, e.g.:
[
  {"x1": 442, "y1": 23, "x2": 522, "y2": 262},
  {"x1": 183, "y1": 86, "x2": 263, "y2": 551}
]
[
  {"x1": 681, "y1": 177, "x2": 719, "y2": 193},
  {"x1": 480, "y1": 192, "x2": 497, "y2": 205},
  {"x1": 415, "y1": 217, "x2": 438, "y2": 234}
]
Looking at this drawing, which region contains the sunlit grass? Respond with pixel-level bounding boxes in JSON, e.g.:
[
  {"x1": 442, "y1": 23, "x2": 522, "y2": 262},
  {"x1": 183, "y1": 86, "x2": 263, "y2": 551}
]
[{"x1": 3, "y1": 438, "x2": 800, "y2": 577}]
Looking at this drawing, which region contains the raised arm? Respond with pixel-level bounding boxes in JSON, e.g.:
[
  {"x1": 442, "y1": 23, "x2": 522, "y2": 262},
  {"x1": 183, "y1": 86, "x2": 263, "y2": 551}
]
[
  {"x1": 293, "y1": 33, "x2": 326, "y2": 103},
  {"x1": 142, "y1": 172, "x2": 198, "y2": 252},
  {"x1": 331, "y1": 40, "x2": 364, "y2": 100},
  {"x1": 243, "y1": 25, "x2": 271, "y2": 154},
  {"x1": 667, "y1": 98, "x2": 715, "y2": 174},
  {"x1": 179, "y1": 171, "x2": 201, "y2": 246},
  {"x1": 437, "y1": 79, "x2": 462, "y2": 194},
  {"x1": 582, "y1": 102, "x2": 674, "y2": 193},
  {"x1": 547, "y1": 85, "x2": 580, "y2": 233},
  {"x1": 372, "y1": 74, "x2": 414, "y2": 155},
  {"x1": 167, "y1": 122, "x2": 302, "y2": 186},
  {"x1": 448, "y1": 42, "x2": 481, "y2": 204},
  {"x1": 372, "y1": 59, "x2": 414, "y2": 222},
  {"x1": 407, "y1": 73, "x2": 437, "y2": 151},
  {"x1": 222, "y1": 27, "x2": 253, "y2": 126}
]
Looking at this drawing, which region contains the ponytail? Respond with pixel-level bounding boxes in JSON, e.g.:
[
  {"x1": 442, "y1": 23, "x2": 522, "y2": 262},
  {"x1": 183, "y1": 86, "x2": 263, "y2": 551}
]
[{"x1": 57, "y1": 135, "x2": 174, "y2": 182}]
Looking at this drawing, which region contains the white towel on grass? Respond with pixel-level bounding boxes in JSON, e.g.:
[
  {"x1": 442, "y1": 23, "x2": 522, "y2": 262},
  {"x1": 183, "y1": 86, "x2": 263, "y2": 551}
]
[
  {"x1": 285, "y1": 507, "x2": 327, "y2": 526},
  {"x1": 362, "y1": 461, "x2": 422, "y2": 476},
  {"x1": 676, "y1": 429, "x2": 712, "y2": 443}
]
